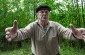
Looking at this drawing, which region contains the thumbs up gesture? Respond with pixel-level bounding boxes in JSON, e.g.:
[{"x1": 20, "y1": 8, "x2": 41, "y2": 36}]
[
  {"x1": 5, "y1": 20, "x2": 18, "y2": 41},
  {"x1": 70, "y1": 24, "x2": 85, "y2": 41}
]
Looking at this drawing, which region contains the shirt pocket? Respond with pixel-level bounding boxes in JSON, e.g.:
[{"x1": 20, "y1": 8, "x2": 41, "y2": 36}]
[{"x1": 48, "y1": 28, "x2": 57, "y2": 40}]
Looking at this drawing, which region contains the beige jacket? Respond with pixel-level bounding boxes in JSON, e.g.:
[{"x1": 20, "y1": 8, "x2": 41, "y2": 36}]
[{"x1": 14, "y1": 20, "x2": 76, "y2": 55}]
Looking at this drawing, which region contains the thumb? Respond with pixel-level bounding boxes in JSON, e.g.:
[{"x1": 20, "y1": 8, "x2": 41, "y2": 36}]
[
  {"x1": 70, "y1": 24, "x2": 75, "y2": 30},
  {"x1": 13, "y1": 20, "x2": 18, "y2": 29},
  {"x1": 12, "y1": 20, "x2": 18, "y2": 33},
  {"x1": 70, "y1": 24, "x2": 76, "y2": 33}
]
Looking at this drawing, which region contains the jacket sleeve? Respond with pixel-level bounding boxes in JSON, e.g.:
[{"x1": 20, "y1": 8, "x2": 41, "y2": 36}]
[
  {"x1": 13, "y1": 22, "x2": 34, "y2": 41},
  {"x1": 57, "y1": 23, "x2": 76, "y2": 40}
]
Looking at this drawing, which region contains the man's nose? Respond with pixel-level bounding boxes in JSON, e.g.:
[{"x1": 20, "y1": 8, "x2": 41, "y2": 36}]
[{"x1": 43, "y1": 12, "x2": 47, "y2": 15}]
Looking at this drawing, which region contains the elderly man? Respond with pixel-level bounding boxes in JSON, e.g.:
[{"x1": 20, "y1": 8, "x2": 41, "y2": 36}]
[{"x1": 5, "y1": 4, "x2": 85, "y2": 55}]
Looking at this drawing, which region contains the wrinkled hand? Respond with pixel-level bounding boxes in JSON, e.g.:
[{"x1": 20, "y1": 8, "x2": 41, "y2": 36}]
[
  {"x1": 70, "y1": 24, "x2": 85, "y2": 41},
  {"x1": 5, "y1": 20, "x2": 18, "y2": 41}
]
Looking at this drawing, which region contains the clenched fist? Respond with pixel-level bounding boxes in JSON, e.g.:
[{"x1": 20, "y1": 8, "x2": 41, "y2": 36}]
[{"x1": 5, "y1": 20, "x2": 18, "y2": 41}]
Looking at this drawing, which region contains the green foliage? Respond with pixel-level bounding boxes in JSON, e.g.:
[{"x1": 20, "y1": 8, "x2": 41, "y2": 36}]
[{"x1": 0, "y1": 0, "x2": 85, "y2": 54}]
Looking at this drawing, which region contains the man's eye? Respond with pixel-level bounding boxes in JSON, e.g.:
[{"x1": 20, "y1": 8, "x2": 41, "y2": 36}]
[
  {"x1": 41, "y1": 11, "x2": 44, "y2": 13},
  {"x1": 46, "y1": 11, "x2": 48, "y2": 13},
  {"x1": 81, "y1": 30, "x2": 83, "y2": 33}
]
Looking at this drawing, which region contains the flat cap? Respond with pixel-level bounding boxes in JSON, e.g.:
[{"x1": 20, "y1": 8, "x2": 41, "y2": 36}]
[{"x1": 36, "y1": 4, "x2": 51, "y2": 13}]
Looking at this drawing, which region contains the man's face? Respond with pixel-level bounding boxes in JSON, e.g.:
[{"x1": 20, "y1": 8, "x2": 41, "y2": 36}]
[{"x1": 37, "y1": 9, "x2": 49, "y2": 22}]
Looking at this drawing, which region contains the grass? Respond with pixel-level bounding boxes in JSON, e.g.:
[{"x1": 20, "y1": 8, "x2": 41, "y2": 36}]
[
  {"x1": 60, "y1": 46, "x2": 85, "y2": 55},
  {"x1": 0, "y1": 42, "x2": 85, "y2": 55},
  {"x1": 0, "y1": 42, "x2": 32, "y2": 55}
]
